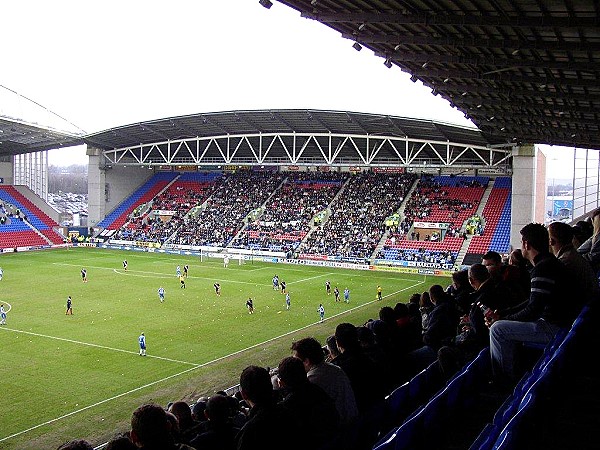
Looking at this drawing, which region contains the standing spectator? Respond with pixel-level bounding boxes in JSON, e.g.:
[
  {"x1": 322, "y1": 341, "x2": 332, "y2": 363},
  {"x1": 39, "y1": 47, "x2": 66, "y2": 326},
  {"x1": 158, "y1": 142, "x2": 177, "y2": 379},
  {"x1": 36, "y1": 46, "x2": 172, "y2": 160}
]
[
  {"x1": 130, "y1": 403, "x2": 195, "y2": 450},
  {"x1": 235, "y1": 366, "x2": 299, "y2": 450},
  {"x1": 290, "y1": 337, "x2": 358, "y2": 426},
  {"x1": 487, "y1": 223, "x2": 570, "y2": 386}
]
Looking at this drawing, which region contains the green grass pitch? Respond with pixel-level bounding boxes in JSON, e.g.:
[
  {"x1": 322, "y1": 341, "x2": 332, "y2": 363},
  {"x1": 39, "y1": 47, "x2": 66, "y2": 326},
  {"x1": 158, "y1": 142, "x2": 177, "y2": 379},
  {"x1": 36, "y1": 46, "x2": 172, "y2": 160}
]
[{"x1": 0, "y1": 247, "x2": 448, "y2": 449}]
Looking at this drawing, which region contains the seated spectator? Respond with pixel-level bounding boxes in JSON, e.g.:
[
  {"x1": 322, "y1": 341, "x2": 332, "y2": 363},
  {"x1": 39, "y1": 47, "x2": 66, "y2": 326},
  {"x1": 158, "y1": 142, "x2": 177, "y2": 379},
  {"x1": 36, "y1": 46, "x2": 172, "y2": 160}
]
[
  {"x1": 394, "y1": 302, "x2": 423, "y2": 353},
  {"x1": 291, "y1": 337, "x2": 358, "y2": 426},
  {"x1": 419, "y1": 291, "x2": 434, "y2": 334},
  {"x1": 450, "y1": 269, "x2": 475, "y2": 315},
  {"x1": 482, "y1": 250, "x2": 525, "y2": 306},
  {"x1": 235, "y1": 365, "x2": 300, "y2": 450},
  {"x1": 572, "y1": 219, "x2": 593, "y2": 249},
  {"x1": 487, "y1": 223, "x2": 571, "y2": 387},
  {"x1": 130, "y1": 403, "x2": 195, "y2": 450},
  {"x1": 189, "y1": 394, "x2": 240, "y2": 450},
  {"x1": 105, "y1": 434, "x2": 137, "y2": 450},
  {"x1": 56, "y1": 440, "x2": 94, "y2": 450},
  {"x1": 333, "y1": 323, "x2": 387, "y2": 412},
  {"x1": 169, "y1": 401, "x2": 204, "y2": 445},
  {"x1": 548, "y1": 221, "x2": 599, "y2": 304},
  {"x1": 407, "y1": 285, "x2": 460, "y2": 373},
  {"x1": 276, "y1": 356, "x2": 340, "y2": 444},
  {"x1": 325, "y1": 334, "x2": 341, "y2": 363},
  {"x1": 577, "y1": 207, "x2": 600, "y2": 273},
  {"x1": 450, "y1": 264, "x2": 506, "y2": 364},
  {"x1": 507, "y1": 248, "x2": 532, "y2": 297}
]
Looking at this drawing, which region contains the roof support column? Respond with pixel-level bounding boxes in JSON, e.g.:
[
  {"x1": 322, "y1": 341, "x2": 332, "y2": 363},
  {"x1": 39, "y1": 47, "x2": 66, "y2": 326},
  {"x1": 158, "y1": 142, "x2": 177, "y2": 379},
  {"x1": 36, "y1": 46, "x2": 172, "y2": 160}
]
[
  {"x1": 87, "y1": 146, "x2": 106, "y2": 229},
  {"x1": 510, "y1": 144, "x2": 545, "y2": 246}
]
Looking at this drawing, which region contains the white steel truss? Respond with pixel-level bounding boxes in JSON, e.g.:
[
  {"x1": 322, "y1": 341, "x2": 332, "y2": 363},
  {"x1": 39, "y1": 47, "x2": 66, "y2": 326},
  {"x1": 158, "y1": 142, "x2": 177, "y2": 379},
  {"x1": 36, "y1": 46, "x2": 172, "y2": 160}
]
[{"x1": 101, "y1": 131, "x2": 512, "y2": 172}]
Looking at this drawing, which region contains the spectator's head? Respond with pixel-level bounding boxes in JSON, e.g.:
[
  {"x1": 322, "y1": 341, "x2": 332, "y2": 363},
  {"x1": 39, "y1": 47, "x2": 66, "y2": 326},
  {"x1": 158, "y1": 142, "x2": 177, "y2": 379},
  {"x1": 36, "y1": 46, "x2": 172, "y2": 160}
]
[
  {"x1": 56, "y1": 440, "x2": 94, "y2": 450},
  {"x1": 277, "y1": 356, "x2": 309, "y2": 390},
  {"x1": 451, "y1": 269, "x2": 470, "y2": 291},
  {"x1": 191, "y1": 399, "x2": 207, "y2": 422},
  {"x1": 591, "y1": 207, "x2": 600, "y2": 234},
  {"x1": 105, "y1": 434, "x2": 136, "y2": 450},
  {"x1": 394, "y1": 302, "x2": 409, "y2": 319},
  {"x1": 239, "y1": 365, "x2": 273, "y2": 407},
  {"x1": 168, "y1": 401, "x2": 194, "y2": 429},
  {"x1": 572, "y1": 220, "x2": 593, "y2": 248},
  {"x1": 429, "y1": 284, "x2": 448, "y2": 304},
  {"x1": 325, "y1": 334, "x2": 341, "y2": 360},
  {"x1": 204, "y1": 394, "x2": 230, "y2": 424},
  {"x1": 548, "y1": 221, "x2": 574, "y2": 254},
  {"x1": 378, "y1": 306, "x2": 396, "y2": 324},
  {"x1": 130, "y1": 403, "x2": 173, "y2": 447},
  {"x1": 420, "y1": 291, "x2": 433, "y2": 308},
  {"x1": 468, "y1": 263, "x2": 490, "y2": 290},
  {"x1": 508, "y1": 248, "x2": 527, "y2": 268},
  {"x1": 408, "y1": 293, "x2": 421, "y2": 305},
  {"x1": 357, "y1": 325, "x2": 376, "y2": 349},
  {"x1": 291, "y1": 337, "x2": 325, "y2": 370},
  {"x1": 520, "y1": 223, "x2": 550, "y2": 262},
  {"x1": 335, "y1": 322, "x2": 359, "y2": 353},
  {"x1": 482, "y1": 251, "x2": 503, "y2": 277}
]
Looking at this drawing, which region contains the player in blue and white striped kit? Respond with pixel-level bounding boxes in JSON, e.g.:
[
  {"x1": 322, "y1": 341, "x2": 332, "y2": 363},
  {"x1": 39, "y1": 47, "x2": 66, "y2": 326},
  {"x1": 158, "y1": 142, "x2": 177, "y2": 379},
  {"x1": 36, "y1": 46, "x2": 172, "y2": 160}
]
[
  {"x1": 139, "y1": 332, "x2": 146, "y2": 356},
  {"x1": 158, "y1": 287, "x2": 165, "y2": 303}
]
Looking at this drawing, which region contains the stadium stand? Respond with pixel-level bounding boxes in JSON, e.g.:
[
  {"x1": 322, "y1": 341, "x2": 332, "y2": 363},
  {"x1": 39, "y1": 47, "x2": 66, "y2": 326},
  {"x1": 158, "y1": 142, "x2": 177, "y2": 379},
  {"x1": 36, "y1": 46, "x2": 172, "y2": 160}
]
[
  {"x1": 230, "y1": 171, "x2": 348, "y2": 253},
  {"x1": 0, "y1": 185, "x2": 63, "y2": 247},
  {"x1": 465, "y1": 177, "x2": 512, "y2": 264},
  {"x1": 96, "y1": 171, "x2": 178, "y2": 230}
]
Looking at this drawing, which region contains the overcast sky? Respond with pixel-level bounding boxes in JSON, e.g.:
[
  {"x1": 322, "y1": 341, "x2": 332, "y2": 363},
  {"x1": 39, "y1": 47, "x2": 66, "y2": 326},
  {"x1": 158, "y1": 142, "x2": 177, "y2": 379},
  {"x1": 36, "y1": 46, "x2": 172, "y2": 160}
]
[{"x1": 0, "y1": 0, "x2": 575, "y2": 174}]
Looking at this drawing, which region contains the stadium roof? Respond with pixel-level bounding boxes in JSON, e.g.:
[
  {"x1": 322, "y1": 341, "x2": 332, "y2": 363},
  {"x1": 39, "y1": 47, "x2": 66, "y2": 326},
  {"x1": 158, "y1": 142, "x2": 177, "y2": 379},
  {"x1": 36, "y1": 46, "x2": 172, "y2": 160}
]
[
  {"x1": 0, "y1": 116, "x2": 84, "y2": 156},
  {"x1": 83, "y1": 109, "x2": 495, "y2": 150},
  {"x1": 271, "y1": 0, "x2": 600, "y2": 151}
]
